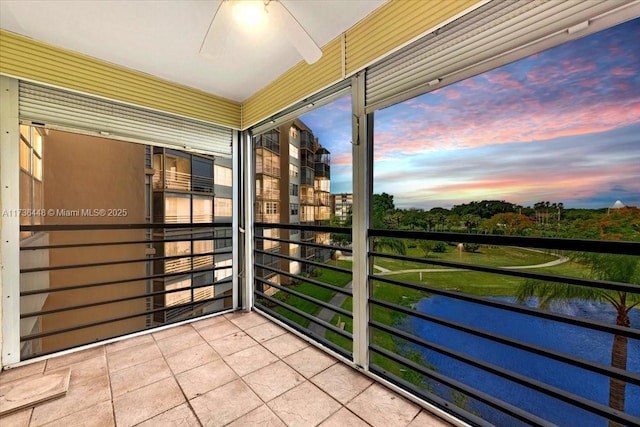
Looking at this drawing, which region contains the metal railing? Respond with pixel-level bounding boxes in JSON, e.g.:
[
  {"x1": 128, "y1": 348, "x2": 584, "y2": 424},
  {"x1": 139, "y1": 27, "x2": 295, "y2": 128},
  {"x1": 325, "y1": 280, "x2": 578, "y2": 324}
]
[
  {"x1": 367, "y1": 229, "x2": 640, "y2": 426},
  {"x1": 256, "y1": 162, "x2": 281, "y2": 177},
  {"x1": 254, "y1": 223, "x2": 354, "y2": 358},
  {"x1": 152, "y1": 169, "x2": 215, "y2": 193},
  {"x1": 251, "y1": 221, "x2": 640, "y2": 425},
  {"x1": 19, "y1": 222, "x2": 234, "y2": 359}
]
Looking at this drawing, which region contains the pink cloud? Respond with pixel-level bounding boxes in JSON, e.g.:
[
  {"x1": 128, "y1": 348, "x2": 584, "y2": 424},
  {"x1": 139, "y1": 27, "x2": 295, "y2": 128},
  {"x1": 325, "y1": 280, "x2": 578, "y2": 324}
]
[
  {"x1": 374, "y1": 100, "x2": 640, "y2": 158},
  {"x1": 444, "y1": 88, "x2": 462, "y2": 100},
  {"x1": 330, "y1": 152, "x2": 353, "y2": 167},
  {"x1": 483, "y1": 71, "x2": 526, "y2": 91},
  {"x1": 397, "y1": 164, "x2": 638, "y2": 208},
  {"x1": 610, "y1": 67, "x2": 636, "y2": 77}
]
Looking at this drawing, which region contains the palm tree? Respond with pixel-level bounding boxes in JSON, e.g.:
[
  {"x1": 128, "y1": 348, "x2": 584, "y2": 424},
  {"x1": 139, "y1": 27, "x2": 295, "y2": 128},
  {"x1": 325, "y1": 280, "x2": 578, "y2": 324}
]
[{"x1": 517, "y1": 253, "x2": 639, "y2": 426}]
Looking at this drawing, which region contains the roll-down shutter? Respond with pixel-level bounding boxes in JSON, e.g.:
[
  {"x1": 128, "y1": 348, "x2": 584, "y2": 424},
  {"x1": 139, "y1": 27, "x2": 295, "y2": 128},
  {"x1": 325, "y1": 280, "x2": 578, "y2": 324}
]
[
  {"x1": 19, "y1": 81, "x2": 233, "y2": 157},
  {"x1": 366, "y1": 0, "x2": 640, "y2": 112}
]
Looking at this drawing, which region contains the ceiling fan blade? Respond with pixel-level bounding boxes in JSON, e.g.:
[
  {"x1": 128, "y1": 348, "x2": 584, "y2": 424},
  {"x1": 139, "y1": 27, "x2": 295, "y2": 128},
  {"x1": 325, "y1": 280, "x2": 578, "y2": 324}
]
[
  {"x1": 200, "y1": 0, "x2": 233, "y2": 58},
  {"x1": 269, "y1": 1, "x2": 322, "y2": 64}
]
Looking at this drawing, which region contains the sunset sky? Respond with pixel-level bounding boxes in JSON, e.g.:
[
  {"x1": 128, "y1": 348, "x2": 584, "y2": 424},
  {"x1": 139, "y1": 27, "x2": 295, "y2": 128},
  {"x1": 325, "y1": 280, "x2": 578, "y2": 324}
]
[{"x1": 300, "y1": 18, "x2": 640, "y2": 210}]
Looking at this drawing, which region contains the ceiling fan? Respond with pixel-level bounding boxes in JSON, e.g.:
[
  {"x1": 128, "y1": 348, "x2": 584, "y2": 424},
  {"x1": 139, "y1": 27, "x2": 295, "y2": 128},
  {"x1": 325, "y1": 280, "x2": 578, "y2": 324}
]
[{"x1": 200, "y1": 0, "x2": 323, "y2": 64}]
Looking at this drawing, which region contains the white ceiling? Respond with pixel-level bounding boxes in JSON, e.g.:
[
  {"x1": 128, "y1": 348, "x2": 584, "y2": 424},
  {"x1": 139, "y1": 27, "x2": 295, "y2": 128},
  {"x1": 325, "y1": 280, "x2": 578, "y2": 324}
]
[{"x1": 0, "y1": 0, "x2": 386, "y2": 102}]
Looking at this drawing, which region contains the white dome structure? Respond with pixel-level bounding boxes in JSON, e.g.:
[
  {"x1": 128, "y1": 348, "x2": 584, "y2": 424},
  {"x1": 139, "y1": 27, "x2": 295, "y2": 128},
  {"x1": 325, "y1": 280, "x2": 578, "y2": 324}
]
[{"x1": 611, "y1": 200, "x2": 625, "y2": 209}]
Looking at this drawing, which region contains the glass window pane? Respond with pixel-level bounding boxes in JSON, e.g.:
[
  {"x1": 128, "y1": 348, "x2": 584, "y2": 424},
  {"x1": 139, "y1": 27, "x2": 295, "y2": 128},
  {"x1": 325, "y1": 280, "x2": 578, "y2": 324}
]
[
  {"x1": 20, "y1": 125, "x2": 30, "y2": 144},
  {"x1": 370, "y1": 18, "x2": 640, "y2": 427},
  {"x1": 19, "y1": 171, "x2": 32, "y2": 239},
  {"x1": 165, "y1": 279, "x2": 192, "y2": 306},
  {"x1": 214, "y1": 165, "x2": 232, "y2": 187},
  {"x1": 165, "y1": 195, "x2": 191, "y2": 223},
  {"x1": 164, "y1": 241, "x2": 191, "y2": 273},
  {"x1": 32, "y1": 131, "x2": 43, "y2": 156},
  {"x1": 214, "y1": 198, "x2": 232, "y2": 217},
  {"x1": 193, "y1": 195, "x2": 213, "y2": 223},
  {"x1": 33, "y1": 180, "x2": 43, "y2": 225},
  {"x1": 251, "y1": 93, "x2": 353, "y2": 342},
  {"x1": 32, "y1": 155, "x2": 42, "y2": 180},
  {"x1": 152, "y1": 153, "x2": 163, "y2": 189},
  {"x1": 165, "y1": 154, "x2": 191, "y2": 190},
  {"x1": 193, "y1": 157, "x2": 213, "y2": 192},
  {"x1": 20, "y1": 140, "x2": 30, "y2": 171}
]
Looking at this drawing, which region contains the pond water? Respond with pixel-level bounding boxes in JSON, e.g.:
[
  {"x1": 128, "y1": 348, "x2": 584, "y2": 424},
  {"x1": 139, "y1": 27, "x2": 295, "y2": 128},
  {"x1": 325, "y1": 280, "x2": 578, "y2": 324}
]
[{"x1": 403, "y1": 296, "x2": 640, "y2": 426}]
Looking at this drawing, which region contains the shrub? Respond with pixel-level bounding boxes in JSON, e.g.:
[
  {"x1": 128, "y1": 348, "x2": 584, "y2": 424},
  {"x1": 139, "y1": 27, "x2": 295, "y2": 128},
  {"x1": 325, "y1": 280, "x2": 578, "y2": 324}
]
[
  {"x1": 463, "y1": 243, "x2": 481, "y2": 253},
  {"x1": 433, "y1": 241, "x2": 447, "y2": 253}
]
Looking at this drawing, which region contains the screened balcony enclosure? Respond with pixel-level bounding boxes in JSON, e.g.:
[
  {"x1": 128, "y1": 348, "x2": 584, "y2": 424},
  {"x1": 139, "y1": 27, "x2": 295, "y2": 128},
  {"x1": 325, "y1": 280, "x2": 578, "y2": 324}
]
[{"x1": 2, "y1": 1, "x2": 640, "y2": 426}]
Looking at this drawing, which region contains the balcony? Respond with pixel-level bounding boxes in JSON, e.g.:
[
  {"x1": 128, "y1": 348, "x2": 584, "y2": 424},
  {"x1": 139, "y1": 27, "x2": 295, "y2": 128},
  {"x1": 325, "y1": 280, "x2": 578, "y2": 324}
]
[
  {"x1": 252, "y1": 223, "x2": 640, "y2": 426},
  {"x1": 3, "y1": 5, "x2": 640, "y2": 427},
  {"x1": 300, "y1": 131, "x2": 315, "y2": 151},
  {"x1": 152, "y1": 170, "x2": 215, "y2": 194},
  {"x1": 0, "y1": 311, "x2": 451, "y2": 427},
  {"x1": 255, "y1": 162, "x2": 281, "y2": 178},
  {"x1": 5, "y1": 214, "x2": 640, "y2": 427}
]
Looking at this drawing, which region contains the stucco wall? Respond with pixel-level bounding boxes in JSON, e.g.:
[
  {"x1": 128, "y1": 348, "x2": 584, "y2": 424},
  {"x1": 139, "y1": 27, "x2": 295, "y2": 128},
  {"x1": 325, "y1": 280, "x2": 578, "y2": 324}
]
[{"x1": 38, "y1": 130, "x2": 147, "y2": 354}]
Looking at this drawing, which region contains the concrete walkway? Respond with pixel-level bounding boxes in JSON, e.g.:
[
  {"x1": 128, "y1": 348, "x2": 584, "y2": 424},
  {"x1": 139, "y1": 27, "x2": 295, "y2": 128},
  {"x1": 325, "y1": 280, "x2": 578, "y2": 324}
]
[{"x1": 308, "y1": 281, "x2": 353, "y2": 338}]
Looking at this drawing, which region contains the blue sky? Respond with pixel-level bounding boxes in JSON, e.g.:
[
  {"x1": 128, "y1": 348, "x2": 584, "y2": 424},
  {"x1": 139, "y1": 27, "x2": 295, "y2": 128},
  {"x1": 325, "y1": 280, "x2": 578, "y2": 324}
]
[{"x1": 300, "y1": 18, "x2": 640, "y2": 210}]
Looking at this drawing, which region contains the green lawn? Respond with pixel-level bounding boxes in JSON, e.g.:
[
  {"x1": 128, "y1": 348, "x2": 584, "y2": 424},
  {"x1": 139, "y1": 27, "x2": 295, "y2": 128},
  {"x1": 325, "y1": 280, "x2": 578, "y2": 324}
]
[
  {"x1": 533, "y1": 259, "x2": 591, "y2": 277},
  {"x1": 265, "y1": 260, "x2": 352, "y2": 328},
  {"x1": 265, "y1": 245, "x2": 598, "y2": 380},
  {"x1": 382, "y1": 271, "x2": 526, "y2": 297},
  {"x1": 325, "y1": 246, "x2": 595, "y2": 378},
  {"x1": 373, "y1": 245, "x2": 558, "y2": 271}
]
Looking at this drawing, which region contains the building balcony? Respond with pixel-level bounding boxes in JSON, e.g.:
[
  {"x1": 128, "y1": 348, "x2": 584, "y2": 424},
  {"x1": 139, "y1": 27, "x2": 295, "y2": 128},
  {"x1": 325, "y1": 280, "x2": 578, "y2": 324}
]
[
  {"x1": 152, "y1": 169, "x2": 215, "y2": 194},
  {"x1": 256, "y1": 163, "x2": 281, "y2": 178},
  {"x1": 300, "y1": 131, "x2": 315, "y2": 151},
  {"x1": 0, "y1": 311, "x2": 451, "y2": 427},
  {"x1": 4, "y1": 219, "x2": 640, "y2": 426}
]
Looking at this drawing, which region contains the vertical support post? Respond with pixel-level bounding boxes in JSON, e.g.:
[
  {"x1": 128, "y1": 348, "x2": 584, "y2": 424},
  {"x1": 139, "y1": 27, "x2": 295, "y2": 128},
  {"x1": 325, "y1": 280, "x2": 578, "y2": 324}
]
[
  {"x1": 351, "y1": 73, "x2": 371, "y2": 369},
  {"x1": 242, "y1": 131, "x2": 255, "y2": 311},
  {"x1": 1, "y1": 76, "x2": 21, "y2": 366},
  {"x1": 231, "y1": 130, "x2": 240, "y2": 309}
]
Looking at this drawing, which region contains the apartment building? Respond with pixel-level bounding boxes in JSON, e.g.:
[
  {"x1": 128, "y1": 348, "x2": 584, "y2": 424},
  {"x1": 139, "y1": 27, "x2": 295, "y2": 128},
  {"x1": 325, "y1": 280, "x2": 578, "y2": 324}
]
[
  {"x1": 254, "y1": 119, "x2": 331, "y2": 284},
  {"x1": 17, "y1": 128, "x2": 233, "y2": 358},
  {"x1": 151, "y1": 148, "x2": 233, "y2": 324},
  {"x1": 330, "y1": 193, "x2": 353, "y2": 225}
]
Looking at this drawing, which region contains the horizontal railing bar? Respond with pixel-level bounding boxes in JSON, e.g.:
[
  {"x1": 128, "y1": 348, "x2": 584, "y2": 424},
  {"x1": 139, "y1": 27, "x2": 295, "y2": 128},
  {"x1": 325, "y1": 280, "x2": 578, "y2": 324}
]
[
  {"x1": 370, "y1": 298, "x2": 640, "y2": 386},
  {"x1": 370, "y1": 321, "x2": 639, "y2": 426},
  {"x1": 255, "y1": 222, "x2": 352, "y2": 235},
  {"x1": 20, "y1": 265, "x2": 227, "y2": 297},
  {"x1": 255, "y1": 277, "x2": 353, "y2": 318},
  {"x1": 254, "y1": 304, "x2": 353, "y2": 361},
  {"x1": 20, "y1": 236, "x2": 231, "y2": 251},
  {"x1": 22, "y1": 222, "x2": 232, "y2": 232},
  {"x1": 254, "y1": 290, "x2": 353, "y2": 340},
  {"x1": 21, "y1": 278, "x2": 232, "y2": 319},
  {"x1": 369, "y1": 229, "x2": 640, "y2": 255},
  {"x1": 21, "y1": 294, "x2": 232, "y2": 342},
  {"x1": 369, "y1": 346, "x2": 552, "y2": 427},
  {"x1": 370, "y1": 275, "x2": 640, "y2": 340},
  {"x1": 370, "y1": 251, "x2": 640, "y2": 294},
  {"x1": 213, "y1": 249, "x2": 233, "y2": 256},
  {"x1": 24, "y1": 311, "x2": 236, "y2": 360},
  {"x1": 255, "y1": 263, "x2": 352, "y2": 296},
  {"x1": 20, "y1": 251, "x2": 217, "y2": 273},
  {"x1": 256, "y1": 235, "x2": 353, "y2": 254},
  {"x1": 254, "y1": 248, "x2": 353, "y2": 275}
]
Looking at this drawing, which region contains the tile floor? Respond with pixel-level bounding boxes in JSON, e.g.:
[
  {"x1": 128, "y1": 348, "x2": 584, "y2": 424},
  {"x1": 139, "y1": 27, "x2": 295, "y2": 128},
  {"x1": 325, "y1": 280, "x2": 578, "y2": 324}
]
[{"x1": 0, "y1": 311, "x2": 453, "y2": 427}]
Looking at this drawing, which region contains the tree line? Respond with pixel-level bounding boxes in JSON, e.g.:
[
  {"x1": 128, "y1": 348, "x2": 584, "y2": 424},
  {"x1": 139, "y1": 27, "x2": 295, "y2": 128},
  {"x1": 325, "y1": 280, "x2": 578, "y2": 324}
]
[{"x1": 366, "y1": 193, "x2": 640, "y2": 241}]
